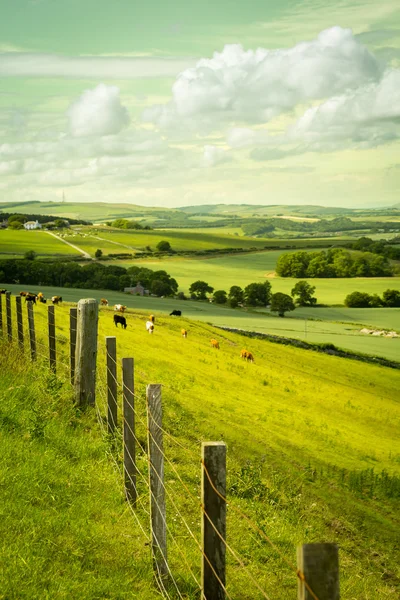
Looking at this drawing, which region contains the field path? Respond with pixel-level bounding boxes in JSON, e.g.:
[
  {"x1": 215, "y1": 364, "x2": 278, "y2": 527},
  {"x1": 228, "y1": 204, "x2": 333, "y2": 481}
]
[
  {"x1": 91, "y1": 234, "x2": 135, "y2": 251},
  {"x1": 44, "y1": 231, "x2": 92, "y2": 259}
]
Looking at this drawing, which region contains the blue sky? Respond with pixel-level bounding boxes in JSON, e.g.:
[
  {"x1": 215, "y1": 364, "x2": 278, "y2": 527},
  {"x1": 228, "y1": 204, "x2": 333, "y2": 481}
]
[{"x1": 0, "y1": 0, "x2": 399, "y2": 207}]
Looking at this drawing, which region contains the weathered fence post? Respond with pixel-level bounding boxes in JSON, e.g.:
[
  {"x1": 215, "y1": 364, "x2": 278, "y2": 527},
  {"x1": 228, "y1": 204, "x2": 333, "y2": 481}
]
[
  {"x1": 16, "y1": 296, "x2": 24, "y2": 348},
  {"x1": 106, "y1": 336, "x2": 117, "y2": 434},
  {"x1": 74, "y1": 298, "x2": 98, "y2": 408},
  {"x1": 5, "y1": 291, "x2": 12, "y2": 341},
  {"x1": 297, "y1": 543, "x2": 339, "y2": 600},
  {"x1": 69, "y1": 307, "x2": 77, "y2": 385},
  {"x1": 122, "y1": 357, "x2": 136, "y2": 505},
  {"x1": 27, "y1": 301, "x2": 36, "y2": 360},
  {"x1": 0, "y1": 293, "x2": 3, "y2": 335},
  {"x1": 48, "y1": 305, "x2": 56, "y2": 372},
  {"x1": 146, "y1": 384, "x2": 168, "y2": 580},
  {"x1": 201, "y1": 441, "x2": 226, "y2": 600}
]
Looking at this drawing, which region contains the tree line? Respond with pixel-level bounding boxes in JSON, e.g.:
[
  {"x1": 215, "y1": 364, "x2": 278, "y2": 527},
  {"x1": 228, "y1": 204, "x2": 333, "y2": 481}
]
[
  {"x1": 0, "y1": 212, "x2": 90, "y2": 226},
  {"x1": 276, "y1": 249, "x2": 393, "y2": 278},
  {"x1": 345, "y1": 289, "x2": 400, "y2": 308}
]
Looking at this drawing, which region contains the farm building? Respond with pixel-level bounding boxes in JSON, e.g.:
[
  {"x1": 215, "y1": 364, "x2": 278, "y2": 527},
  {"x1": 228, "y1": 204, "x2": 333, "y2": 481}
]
[
  {"x1": 23, "y1": 220, "x2": 42, "y2": 230},
  {"x1": 124, "y1": 282, "x2": 149, "y2": 296}
]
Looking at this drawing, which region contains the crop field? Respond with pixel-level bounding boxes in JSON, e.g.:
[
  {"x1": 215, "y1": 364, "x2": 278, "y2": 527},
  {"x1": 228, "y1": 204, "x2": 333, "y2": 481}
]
[
  {"x1": 2, "y1": 283, "x2": 399, "y2": 361},
  {"x1": 1, "y1": 297, "x2": 399, "y2": 598},
  {"x1": 0, "y1": 230, "x2": 80, "y2": 256}
]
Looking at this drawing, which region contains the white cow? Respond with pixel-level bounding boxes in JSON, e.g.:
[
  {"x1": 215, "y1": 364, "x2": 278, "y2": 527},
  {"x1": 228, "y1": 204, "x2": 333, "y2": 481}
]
[{"x1": 146, "y1": 320, "x2": 154, "y2": 334}]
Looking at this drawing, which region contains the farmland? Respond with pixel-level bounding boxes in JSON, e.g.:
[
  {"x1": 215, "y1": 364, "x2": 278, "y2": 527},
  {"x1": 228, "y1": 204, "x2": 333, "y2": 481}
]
[
  {"x1": 1, "y1": 297, "x2": 399, "y2": 598},
  {"x1": 2, "y1": 283, "x2": 399, "y2": 361},
  {"x1": 0, "y1": 229, "x2": 79, "y2": 257}
]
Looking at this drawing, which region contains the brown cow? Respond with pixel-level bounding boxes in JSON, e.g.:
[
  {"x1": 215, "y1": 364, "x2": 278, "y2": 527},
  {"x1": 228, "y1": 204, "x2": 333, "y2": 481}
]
[
  {"x1": 114, "y1": 304, "x2": 126, "y2": 312},
  {"x1": 25, "y1": 293, "x2": 37, "y2": 304},
  {"x1": 19, "y1": 291, "x2": 28, "y2": 296},
  {"x1": 181, "y1": 329, "x2": 187, "y2": 338},
  {"x1": 100, "y1": 298, "x2": 108, "y2": 306},
  {"x1": 149, "y1": 314, "x2": 155, "y2": 323},
  {"x1": 241, "y1": 349, "x2": 254, "y2": 362},
  {"x1": 210, "y1": 339, "x2": 220, "y2": 349},
  {"x1": 52, "y1": 296, "x2": 62, "y2": 305}
]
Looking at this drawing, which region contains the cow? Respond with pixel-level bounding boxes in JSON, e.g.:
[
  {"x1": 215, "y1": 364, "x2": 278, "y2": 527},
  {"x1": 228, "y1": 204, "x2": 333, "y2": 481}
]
[
  {"x1": 170, "y1": 310, "x2": 182, "y2": 316},
  {"x1": 149, "y1": 314, "x2": 155, "y2": 323},
  {"x1": 37, "y1": 292, "x2": 44, "y2": 299},
  {"x1": 210, "y1": 339, "x2": 220, "y2": 349},
  {"x1": 113, "y1": 314, "x2": 127, "y2": 329},
  {"x1": 39, "y1": 296, "x2": 47, "y2": 304},
  {"x1": 25, "y1": 293, "x2": 37, "y2": 304},
  {"x1": 241, "y1": 349, "x2": 254, "y2": 363},
  {"x1": 100, "y1": 298, "x2": 108, "y2": 306},
  {"x1": 146, "y1": 320, "x2": 154, "y2": 334},
  {"x1": 52, "y1": 296, "x2": 62, "y2": 305},
  {"x1": 181, "y1": 329, "x2": 188, "y2": 338},
  {"x1": 19, "y1": 291, "x2": 28, "y2": 296},
  {"x1": 0, "y1": 289, "x2": 7, "y2": 294},
  {"x1": 114, "y1": 304, "x2": 126, "y2": 313}
]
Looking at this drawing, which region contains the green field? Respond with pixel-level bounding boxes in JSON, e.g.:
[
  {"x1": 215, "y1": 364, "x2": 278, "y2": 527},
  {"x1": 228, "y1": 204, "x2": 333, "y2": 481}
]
[
  {"x1": 0, "y1": 230, "x2": 79, "y2": 257},
  {"x1": 120, "y1": 251, "x2": 400, "y2": 303},
  {"x1": 2, "y1": 283, "x2": 399, "y2": 361},
  {"x1": 1, "y1": 299, "x2": 399, "y2": 598}
]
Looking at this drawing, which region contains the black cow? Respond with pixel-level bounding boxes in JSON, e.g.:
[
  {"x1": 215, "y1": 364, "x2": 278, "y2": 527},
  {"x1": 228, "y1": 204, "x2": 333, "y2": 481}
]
[
  {"x1": 170, "y1": 310, "x2": 182, "y2": 316},
  {"x1": 0, "y1": 289, "x2": 7, "y2": 294},
  {"x1": 25, "y1": 293, "x2": 37, "y2": 304},
  {"x1": 52, "y1": 296, "x2": 62, "y2": 305},
  {"x1": 39, "y1": 297, "x2": 47, "y2": 304},
  {"x1": 114, "y1": 314, "x2": 127, "y2": 329}
]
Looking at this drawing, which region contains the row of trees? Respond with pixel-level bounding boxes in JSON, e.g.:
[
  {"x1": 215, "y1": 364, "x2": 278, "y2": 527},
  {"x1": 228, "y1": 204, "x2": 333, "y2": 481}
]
[
  {"x1": 0, "y1": 212, "x2": 89, "y2": 227},
  {"x1": 188, "y1": 279, "x2": 318, "y2": 316},
  {"x1": 105, "y1": 218, "x2": 151, "y2": 230},
  {"x1": 0, "y1": 260, "x2": 178, "y2": 297},
  {"x1": 345, "y1": 289, "x2": 400, "y2": 308},
  {"x1": 242, "y1": 216, "x2": 400, "y2": 236},
  {"x1": 349, "y1": 236, "x2": 400, "y2": 261},
  {"x1": 276, "y1": 249, "x2": 393, "y2": 278}
]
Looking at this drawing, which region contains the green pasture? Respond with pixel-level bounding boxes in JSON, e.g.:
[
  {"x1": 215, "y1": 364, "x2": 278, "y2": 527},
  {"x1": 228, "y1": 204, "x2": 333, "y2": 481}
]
[
  {"x1": 118, "y1": 251, "x2": 400, "y2": 304},
  {"x1": 2, "y1": 283, "x2": 399, "y2": 361},
  {"x1": 0, "y1": 230, "x2": 79, "y2": 256},
  {"x1": 1, "y1": 298, "x2": 399, "y2": 598}
]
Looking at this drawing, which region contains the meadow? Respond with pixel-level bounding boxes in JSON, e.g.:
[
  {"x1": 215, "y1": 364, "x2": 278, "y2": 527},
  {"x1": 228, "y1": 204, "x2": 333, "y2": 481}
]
[
  {"x1": 2, "y1": 283, "x2": 399, "y2": 361},
  {"x1": 1, "y1": 297, "x2": 399, "y2": 598},
  {"x1": 0, "y1": 229, "x2": 79, "y2": 257}
]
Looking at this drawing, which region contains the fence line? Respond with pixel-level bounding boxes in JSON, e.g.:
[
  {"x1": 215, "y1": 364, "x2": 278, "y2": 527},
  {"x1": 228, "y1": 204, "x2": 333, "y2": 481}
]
[{"x1": 0, "y1": 293, "x2": 341, "y2": 600}]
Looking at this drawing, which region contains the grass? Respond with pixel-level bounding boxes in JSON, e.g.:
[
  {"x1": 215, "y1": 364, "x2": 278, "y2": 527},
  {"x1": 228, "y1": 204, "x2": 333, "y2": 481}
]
[
  {"x1": 0, "y1": 341, "x2": 155, "y2": 599},
  {"x1": 1, "y1": 298, "x2": 399, "y2": 598},
  {"x1": 0, "y1": 230, "x2": 79, "y2": 257}
]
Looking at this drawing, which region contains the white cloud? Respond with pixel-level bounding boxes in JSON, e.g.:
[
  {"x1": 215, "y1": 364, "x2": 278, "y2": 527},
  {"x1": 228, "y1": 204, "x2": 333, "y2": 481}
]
[
  {"x1": 67, "y1": 84, "x2": 130, "y2": 137},
  {"x1": 289, "y1": 69, "x2": 400, "y2": 146},
  {"x1": 143, "y1": 27, "x2": 380, "y2": 130},
  {"x1": 0, "y1": 53, "x2": 196, "y2": 79},
  {"x1": 203, "y1": 145, "x2": 231, "y2": 167}
]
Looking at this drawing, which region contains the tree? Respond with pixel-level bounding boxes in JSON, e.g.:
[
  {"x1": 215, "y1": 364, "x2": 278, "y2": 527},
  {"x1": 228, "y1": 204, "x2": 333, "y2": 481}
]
[
  {"x1": 24, "y1": 250, "x2": 37, "y2": 261},
  {"x1": 156, "y1": 240, "x2": 172, "y2": 252},
  {"x1": 382, "y1": 289, "x2": 400, "y2": 307},
  {"x1": 8, "y1": 220, "x2": 23, "y2": 230},
  {"x1": 228, "y1": 285, "x2": 244, "y2": 304},
  {"x1": 344, "y1": 291, "x2": 374, "y2": 308},
  {"x1": 213, "y1": 290, "x2": 227, "y2": 304},
  {"x1": 291, "y1": 281, "x2": 317, "y2": 306},
  {"x1": 270, "y1": 292, "x2": 295, "y2": 317},
  {"x1": 189, "y1": 280, "x2": 214, "y2": 300},
  {"x1": 244, "y1": 282, "x2": 272, "y2": 307},
  {"x1": 54, "y1": 219, "x2": 65, "y2": 228},
  {"x1": 95, "y1": 249, "x2": 103, "y2": 259}
]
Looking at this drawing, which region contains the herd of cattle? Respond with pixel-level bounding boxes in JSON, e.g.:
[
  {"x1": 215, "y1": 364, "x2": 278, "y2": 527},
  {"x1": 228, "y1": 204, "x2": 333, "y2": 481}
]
[{"x1": 0, "y1": 291, "x2": 254, "y2": 362}]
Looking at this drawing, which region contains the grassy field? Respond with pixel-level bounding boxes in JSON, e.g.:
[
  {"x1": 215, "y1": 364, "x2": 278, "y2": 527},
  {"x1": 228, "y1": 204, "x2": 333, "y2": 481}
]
[
  {"x1": 1, "y1": 298, "x2": 399, "y2": 598},
  {"x1": 118, "y1": 251, "x2": 400, "y2": 303},
  {"x1": 2, "y1": 283, "x2": 399, "y2": 361},
  {"x1": 0, "y1": 230, "x2": 80, "y2": 257}
]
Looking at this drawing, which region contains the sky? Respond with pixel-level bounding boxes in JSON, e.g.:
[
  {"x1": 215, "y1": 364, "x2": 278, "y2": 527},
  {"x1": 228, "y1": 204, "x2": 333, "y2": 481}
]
[{"x1": 0, "y1": 0, "x2": 400, "y2": 209}]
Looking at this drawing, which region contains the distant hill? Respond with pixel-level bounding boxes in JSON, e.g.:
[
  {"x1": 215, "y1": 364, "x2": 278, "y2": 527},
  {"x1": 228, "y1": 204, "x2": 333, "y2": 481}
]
[{"x1": 178, "y1": 204, "x2": 358, "y2": 217}]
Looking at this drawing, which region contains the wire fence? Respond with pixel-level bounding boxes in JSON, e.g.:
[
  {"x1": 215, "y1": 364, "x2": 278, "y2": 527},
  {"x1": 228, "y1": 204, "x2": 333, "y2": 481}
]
[{"x1": 0, "y1": 293, "x2": 340, "y2": 600}]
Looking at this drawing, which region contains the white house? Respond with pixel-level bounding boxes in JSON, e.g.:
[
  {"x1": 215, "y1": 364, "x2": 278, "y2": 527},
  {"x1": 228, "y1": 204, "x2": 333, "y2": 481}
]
[{"x1": 24, "y1": 220, "x2": 42, "y2": 230}]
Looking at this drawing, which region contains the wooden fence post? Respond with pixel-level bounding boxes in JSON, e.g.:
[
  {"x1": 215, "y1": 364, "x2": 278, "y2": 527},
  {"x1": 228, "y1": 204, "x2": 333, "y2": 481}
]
[
  {"x1": 27, "y1": 301, "x2": 36, "y2": 360},
  {"x1": 74, "y1": 298, "x2": 98, "y2": 408},
  {"x1": 106, "y1": 336, "x2": 117, "y2": 434},
  {"x1": 146, "y1": 384, "x2": 168, "y2": 580},
  {"x1": 201, "y1": 441, "x2": 226, "y2": 600},
  {"x1": 6, "y1": 291, "x2": 12, "y2": 341},
  {"x1": 122, "y1": 357, "x2": 136, "y2": 505},
  {"x1": 48, "y1": 305, "x2": 56, "y2": 373},
  {"x1": 16, "y1": 296, "x2": 24, "y2": 349},
  {"x1": 297, "y1": 543, "x2": 339, "y2": 600},
  {"x1": 0, "y1": 293, "x2": 3, "y2": 335},
  {"x1": 69, "y1": 308, "x2": 77, "y2": 385}
]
